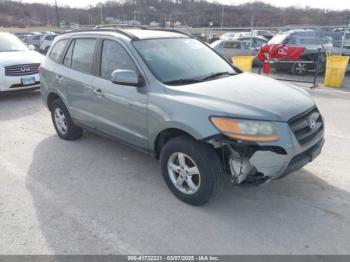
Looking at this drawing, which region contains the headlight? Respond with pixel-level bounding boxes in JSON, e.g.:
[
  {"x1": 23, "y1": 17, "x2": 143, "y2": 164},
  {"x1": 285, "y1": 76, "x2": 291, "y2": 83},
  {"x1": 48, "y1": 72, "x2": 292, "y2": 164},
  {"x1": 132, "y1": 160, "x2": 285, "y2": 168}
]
[{"x1": 210, "y1": 117, "x2": 279, "y2": 142}]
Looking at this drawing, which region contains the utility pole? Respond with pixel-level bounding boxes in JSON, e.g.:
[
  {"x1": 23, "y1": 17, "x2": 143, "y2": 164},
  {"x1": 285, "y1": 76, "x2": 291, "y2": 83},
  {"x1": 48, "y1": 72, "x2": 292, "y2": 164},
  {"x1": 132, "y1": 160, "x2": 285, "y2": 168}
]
[
  {"x1": 99, "y1": 4, "x2": 103, "y2": 25},
  {"x1": 341, "y1": 23, "x2": 349, "y2": 55},
  {"x1": 54, "y1": 0, "x2": 60, "y2": 28},
  {"x1": 220, "y1": 5, "x2": 224, "y2": 29},
  {"x1": 249, "y1": 16, "x2": 254, "y2": 55}
]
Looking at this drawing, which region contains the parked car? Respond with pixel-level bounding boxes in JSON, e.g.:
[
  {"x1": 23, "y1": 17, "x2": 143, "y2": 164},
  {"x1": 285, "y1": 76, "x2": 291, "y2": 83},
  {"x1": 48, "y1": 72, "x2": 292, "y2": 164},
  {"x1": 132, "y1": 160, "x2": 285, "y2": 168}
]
[
  {"x1": 206, "y1": 34, "x2": 220, "y2": 43},
  {"x1": 266, "y1": 29, "x2": 332, "y2": 75},
  {"x1": 14, "y1": 32, "x2": 33, "y2": 43},
  {"x1": 237, "y1": 36, "x2": 268, "y2": 48},
  {"x1": 0, "y1": 33, "x2": 44, "y2": 92},
  {"x1": 210, "y1": 37, "x2": 267, "y2": 61},
  {"x1": 39, "y1": 33, "x2": 58, "y2": 53},
  {"x1": 40, "y1": 28, "x2": 324, "y2": 205},
  {"x1": 220, "y1": 31, "x2": 250, "y2": 40},
  {"x1": 252, "y1": 30, "x2": 274, "y2": 40},
  {"x1": 27, "y1": 33, "x2": 43, "y2": 49}
]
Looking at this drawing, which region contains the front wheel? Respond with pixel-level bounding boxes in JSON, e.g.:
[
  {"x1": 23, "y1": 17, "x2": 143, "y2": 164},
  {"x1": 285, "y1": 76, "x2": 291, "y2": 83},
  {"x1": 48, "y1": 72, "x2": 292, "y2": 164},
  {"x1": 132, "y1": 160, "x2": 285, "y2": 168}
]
[{"x1": 160, "y1": 135, "x2": 224, "y2": 206}]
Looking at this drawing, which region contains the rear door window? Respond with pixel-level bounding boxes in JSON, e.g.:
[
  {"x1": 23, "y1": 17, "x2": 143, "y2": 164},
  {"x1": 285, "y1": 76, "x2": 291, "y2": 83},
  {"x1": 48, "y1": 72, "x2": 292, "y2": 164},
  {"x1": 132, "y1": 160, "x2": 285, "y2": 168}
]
[{"x1": 70, "y1": 38, "x2": 96, "y2": 74}]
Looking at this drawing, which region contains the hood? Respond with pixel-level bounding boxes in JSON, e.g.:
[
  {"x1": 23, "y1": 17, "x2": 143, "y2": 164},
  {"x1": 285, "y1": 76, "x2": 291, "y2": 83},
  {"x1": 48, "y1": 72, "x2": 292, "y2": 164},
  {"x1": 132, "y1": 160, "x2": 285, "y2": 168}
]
[
  {"x1": 0, "y1": 50, "x2": 45, "y2": 67},
  {"x1": 166, "y1": 72, "x2": 315, "y2": 122}
]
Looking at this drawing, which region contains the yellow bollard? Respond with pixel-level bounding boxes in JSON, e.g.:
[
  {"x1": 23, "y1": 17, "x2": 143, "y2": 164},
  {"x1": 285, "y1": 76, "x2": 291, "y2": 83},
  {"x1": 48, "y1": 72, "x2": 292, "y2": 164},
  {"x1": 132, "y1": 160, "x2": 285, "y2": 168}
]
[
  {"x1": 231, "y1": 56, "x2": 255, "y2": 72},
  {"x1": 324, "y1": 55, "x2": 349, "y2": 88}
]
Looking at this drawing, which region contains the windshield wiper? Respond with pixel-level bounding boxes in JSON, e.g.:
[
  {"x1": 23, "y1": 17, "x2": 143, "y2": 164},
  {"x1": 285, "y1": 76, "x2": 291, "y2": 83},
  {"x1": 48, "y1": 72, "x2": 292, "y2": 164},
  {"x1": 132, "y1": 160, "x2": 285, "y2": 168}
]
[
  {"x1": 163, "y1": 72, "x2": 236, "y2": 85},
  {"x1": 200, "y1": 71, "x2": 235, "y2": 81},
  {"x1": 164, "y1": 78, "x2": 201, "y2": 85}
]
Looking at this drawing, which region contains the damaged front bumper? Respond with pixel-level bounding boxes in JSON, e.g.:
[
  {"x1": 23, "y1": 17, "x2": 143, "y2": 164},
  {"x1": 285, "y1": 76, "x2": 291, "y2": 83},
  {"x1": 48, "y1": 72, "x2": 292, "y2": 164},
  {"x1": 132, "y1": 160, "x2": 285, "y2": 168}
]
[{"x1": 205, "y1": 120, "x2": 325, "y2": 185}]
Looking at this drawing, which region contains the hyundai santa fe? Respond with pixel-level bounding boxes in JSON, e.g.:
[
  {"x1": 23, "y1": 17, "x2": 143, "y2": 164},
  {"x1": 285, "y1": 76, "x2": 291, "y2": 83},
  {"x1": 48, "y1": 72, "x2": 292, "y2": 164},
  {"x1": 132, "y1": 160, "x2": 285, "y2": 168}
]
[{"x1": 40, "y1": 28, "x2": 324, "y2": 206}]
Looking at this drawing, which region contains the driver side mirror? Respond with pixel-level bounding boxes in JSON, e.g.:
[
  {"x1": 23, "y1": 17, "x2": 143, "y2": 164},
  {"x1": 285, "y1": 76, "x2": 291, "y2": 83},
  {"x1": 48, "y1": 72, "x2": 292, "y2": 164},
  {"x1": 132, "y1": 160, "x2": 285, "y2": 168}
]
[
  {"x1": 28, "y1": 44, "x2": 35, "y2": 51},
  {"x1": 111, "y1": 69, "x2": 143, "y2": 87}
]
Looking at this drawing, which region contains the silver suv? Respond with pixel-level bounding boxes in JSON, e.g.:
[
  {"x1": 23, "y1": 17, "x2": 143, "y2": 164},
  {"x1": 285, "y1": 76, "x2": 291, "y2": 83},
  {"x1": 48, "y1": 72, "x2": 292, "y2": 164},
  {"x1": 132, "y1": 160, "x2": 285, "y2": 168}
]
[{"x1": 40, "y1": 28, "x2": 324, "y2": 205}]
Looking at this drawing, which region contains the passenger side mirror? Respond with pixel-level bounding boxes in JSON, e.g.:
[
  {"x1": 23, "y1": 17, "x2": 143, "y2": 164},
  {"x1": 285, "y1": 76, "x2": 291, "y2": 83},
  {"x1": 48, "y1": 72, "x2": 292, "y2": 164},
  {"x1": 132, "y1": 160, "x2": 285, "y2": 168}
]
[{"x1": 111, "y1": 69, "x2": 142, "y2": 87}]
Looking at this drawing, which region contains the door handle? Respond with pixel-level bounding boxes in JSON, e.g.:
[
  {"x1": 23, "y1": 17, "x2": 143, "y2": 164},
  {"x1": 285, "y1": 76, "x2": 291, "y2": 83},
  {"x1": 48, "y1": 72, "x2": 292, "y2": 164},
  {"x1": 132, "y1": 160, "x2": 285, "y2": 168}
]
[
  {"x1": 55, "y1": 75, "x2": 63, "y2": 83},
  {"x1": 93, "y1": 88, "x2": 103, "y2": 96}
]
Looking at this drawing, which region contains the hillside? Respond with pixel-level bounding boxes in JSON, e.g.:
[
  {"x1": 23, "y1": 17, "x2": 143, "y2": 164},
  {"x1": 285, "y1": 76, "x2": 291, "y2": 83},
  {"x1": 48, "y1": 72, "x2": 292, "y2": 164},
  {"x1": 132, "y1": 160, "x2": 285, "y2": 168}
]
[{"x1": 0, "y1": 0, "x2": 349, "y2": 28}]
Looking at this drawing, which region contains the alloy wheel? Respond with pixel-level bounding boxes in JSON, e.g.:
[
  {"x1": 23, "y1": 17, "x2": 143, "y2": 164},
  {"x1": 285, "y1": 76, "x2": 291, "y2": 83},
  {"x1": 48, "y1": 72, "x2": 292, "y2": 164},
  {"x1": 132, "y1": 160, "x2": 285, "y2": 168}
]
[{"x1": 167, "y1": 152, "x2": 201, "y2": 195}]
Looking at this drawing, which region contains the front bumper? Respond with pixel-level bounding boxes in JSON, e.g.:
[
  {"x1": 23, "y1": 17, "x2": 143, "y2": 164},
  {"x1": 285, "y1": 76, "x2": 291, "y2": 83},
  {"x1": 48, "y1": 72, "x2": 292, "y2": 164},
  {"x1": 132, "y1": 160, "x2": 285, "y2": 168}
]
[
  {"x1": 206, "y1": 113, "x2": 325, "y2": 182},
  {"x1": 249, "y1": 134, "x2": 324, "y2": 180},
  {"x1": 0, "y1": 74, "x2": 40, "y2": 92},
  {"x1": 280, "y1": 137, "x2": 324, "y2": 178}
]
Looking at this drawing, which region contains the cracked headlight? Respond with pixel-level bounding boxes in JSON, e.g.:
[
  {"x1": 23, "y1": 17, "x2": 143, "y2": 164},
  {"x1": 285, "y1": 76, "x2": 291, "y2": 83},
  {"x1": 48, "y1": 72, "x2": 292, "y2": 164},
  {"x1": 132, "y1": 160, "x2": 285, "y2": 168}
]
[{"x1": 210, "y1": 117, "x2": 279, "y2": 142}]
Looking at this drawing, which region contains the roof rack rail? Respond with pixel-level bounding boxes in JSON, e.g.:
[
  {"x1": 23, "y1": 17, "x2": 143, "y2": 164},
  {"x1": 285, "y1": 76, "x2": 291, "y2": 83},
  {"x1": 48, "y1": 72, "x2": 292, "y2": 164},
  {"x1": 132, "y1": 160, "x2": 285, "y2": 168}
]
[
  {"x1": 62, "y1": 27, "x2": 139, "y2": 40},
  {"x1": 62, "y1": 26, "x2": 196, "y2": 41},
  {"x1": 145, "y1": 28, "x2": 194, "y2": 38},
  {"x1": 95, "y1": 24, "x2": 147, "y2": 30}
]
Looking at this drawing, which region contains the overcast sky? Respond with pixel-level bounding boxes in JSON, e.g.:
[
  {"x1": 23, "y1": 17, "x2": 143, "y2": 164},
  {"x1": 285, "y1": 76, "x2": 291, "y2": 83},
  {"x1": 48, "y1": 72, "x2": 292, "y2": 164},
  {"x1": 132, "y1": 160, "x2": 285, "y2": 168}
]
[{"x1": 18, "y1": 0, "x2": 347, "y2": 11}]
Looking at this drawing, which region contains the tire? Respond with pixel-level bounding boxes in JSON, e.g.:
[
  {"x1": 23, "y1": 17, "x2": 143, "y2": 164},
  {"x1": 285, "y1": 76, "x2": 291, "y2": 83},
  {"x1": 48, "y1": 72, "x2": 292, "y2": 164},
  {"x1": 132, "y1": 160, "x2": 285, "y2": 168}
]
[
  {"x1": 51, "y1": 99, "x2": 83, "y2": 141},
  {"x1": 291, "y1": 62, "x2": 308, "y2": 75},
  {"x1": 160, "y1": 135, "x2": 224, "y2": 206}
]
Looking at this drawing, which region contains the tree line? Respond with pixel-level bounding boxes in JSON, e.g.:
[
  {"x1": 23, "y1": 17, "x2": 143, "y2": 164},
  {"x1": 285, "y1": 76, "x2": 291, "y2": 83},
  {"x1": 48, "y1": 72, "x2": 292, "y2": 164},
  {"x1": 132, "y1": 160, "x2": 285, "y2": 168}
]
[{"x1": 0, "y1": 0, "x2": 349, "y2": 28}]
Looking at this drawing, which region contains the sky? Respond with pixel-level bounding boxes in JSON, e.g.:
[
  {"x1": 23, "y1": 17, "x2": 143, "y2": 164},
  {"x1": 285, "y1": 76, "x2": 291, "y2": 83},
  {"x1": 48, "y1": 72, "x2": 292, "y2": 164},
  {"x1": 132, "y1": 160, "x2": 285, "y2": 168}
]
[{"x1": 18, "y1": 0, "x2": 348, "y2": 11}]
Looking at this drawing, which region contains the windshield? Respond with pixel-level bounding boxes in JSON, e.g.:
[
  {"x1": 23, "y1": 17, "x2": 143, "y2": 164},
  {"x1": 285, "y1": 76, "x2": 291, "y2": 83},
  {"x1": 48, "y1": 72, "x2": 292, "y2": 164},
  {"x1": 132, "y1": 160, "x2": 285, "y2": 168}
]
[
  {"x1": 133, "y1": 38, "x2": 236, "y2": 85},
  {"x1": 0, "y1": 34, "x2": 28, "y2": 52}
]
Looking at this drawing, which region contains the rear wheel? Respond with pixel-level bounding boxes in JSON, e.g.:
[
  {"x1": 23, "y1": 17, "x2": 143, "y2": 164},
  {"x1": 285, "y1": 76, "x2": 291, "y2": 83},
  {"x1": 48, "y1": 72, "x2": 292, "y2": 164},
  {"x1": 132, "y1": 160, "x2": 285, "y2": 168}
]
[
  {"x1": 160, "y1": 135, "x2": 224, "y2": 206},
  {"x1": 51, "y1": 99, "x2": 83, "y2": 140}
]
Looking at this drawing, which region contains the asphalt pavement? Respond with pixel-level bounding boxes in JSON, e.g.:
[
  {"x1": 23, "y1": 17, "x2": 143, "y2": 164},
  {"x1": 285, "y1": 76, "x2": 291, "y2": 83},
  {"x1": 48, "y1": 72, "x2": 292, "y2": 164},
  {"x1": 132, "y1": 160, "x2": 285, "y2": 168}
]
[{"x1": 0, "y1": 86, "x2": 350, "y2": 255}]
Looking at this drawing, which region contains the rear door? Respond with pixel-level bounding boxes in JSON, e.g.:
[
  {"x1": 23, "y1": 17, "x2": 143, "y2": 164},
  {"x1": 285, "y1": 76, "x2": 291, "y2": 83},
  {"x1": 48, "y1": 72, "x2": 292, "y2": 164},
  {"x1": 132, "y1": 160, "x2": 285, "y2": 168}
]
[{"x1": 57, "y1": 38, "x2": 102, "y2": 128}]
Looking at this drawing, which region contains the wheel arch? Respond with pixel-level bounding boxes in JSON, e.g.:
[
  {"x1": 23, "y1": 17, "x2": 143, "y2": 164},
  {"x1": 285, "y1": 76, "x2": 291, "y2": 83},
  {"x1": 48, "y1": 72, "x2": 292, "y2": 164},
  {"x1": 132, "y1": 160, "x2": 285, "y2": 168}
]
[
  {"x1": 47, "y1": 92, "x2": 61, "y2": 111},
  {"x1": 47, "y1": 91, "x2": 70, "y2": 112},
  {"x1": 153, "y1": 128, "x2": 198, "y2": 159}
]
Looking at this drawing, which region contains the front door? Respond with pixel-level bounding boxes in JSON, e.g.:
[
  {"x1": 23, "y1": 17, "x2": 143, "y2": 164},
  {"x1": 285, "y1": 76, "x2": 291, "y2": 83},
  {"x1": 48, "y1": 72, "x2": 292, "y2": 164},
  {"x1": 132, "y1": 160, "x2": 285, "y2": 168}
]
[{"x1": 92, "y1": 39, "x2": 148, "y2": 150}]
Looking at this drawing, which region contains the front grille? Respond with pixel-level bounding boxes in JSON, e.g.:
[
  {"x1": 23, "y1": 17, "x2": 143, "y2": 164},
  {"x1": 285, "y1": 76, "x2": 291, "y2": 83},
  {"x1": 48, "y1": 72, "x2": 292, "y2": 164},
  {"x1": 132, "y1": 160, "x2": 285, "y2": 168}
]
[
  {"x1": 288, "y1": 107, "x2": 324, "y2": 146},
  {"x1": 5, "y1": 63, "x2": 40, "y2": 76}
]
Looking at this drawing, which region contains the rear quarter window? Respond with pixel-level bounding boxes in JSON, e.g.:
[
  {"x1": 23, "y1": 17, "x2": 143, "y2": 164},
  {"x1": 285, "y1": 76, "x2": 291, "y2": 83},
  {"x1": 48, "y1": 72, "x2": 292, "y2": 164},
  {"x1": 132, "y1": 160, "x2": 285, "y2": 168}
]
[{"x1": 49, "y1": 39, "x2": 68, "y2": 63}]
